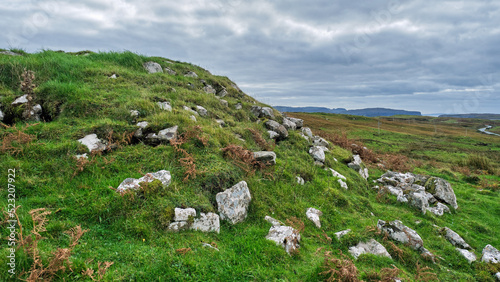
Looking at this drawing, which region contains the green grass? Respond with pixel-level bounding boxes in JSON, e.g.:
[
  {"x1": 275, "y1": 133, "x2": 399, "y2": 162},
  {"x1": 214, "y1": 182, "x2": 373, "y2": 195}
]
[{"x1": 1, "y1": 50, "x2": 499, "y2": 281}]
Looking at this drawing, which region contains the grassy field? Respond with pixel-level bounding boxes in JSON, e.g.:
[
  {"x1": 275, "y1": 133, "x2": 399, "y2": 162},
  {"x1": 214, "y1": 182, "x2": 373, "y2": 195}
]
[{"x1": 0, "y1": 50, "x2": 499, "y2": 281}]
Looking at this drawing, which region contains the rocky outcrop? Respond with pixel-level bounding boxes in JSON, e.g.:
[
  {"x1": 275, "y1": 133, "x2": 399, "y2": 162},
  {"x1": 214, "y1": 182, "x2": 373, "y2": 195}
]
[
  {"x1": 482, "y1": 244, "x2": 500, "y2": 263},
  {"x1": 377, "y1": 220, "x2": 424, "y2": 251},
  {"x1": 348, "y1": 155, "x2": 369, "y2": 180},
  {"x1": 216, "y1": 181, "x2": 252, "y2": 224},
  {"x1": 348, "y1": 239, "x2": 392, "y2": 259},
  {"x1": 265, "y1": 216, "x2": 300, "y2": 255},
  {"x1": 306, "y1": 208, "x2": 322, "y2": 228},
  {"x1": 117, "y1": 170, "x2": 171, "y2": 193},
  {"x1": 253, "y1": 151, "x2": 277, "y2": 165},
  {"x1": 377, "y1": 171, "x2": 457, "y2": 215},
  {"x1": 78, "y1": 134, "x2": 107, "y2": 153},
  {"x1": 282, "y1": 118, "x2": 297, "y2": 130},
  {"x1": 443, "y1": 227, "x2": 471, "y2": 249},
  {"x1": 143, "y1": 61, "x2": 163, "y2": 73}
]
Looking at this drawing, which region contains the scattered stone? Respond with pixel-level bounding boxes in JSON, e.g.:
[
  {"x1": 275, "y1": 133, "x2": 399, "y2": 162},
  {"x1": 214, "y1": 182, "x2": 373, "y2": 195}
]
[
  {"x1": 268, "y1": 130, "x2": 279, "y2": 139},
  {"x1": 235, "y1": 103, "x2": 242, "y2": 110},
  {"x1": 338, "y1": 179, "x2": 349, "y2": 190},
  {"x1": 335, "y1": 229, "x2": 351, "y2": 240},
  {"x1": 196, "y1": 105, "x2": 208, "y2": 116},
  {"x1": 184, "y1": 71, "x2": 198, "y2": 78},
  {"x1": 220, "y1": 99, "x2": 228, "y2": 107},
  {"x1": 202, "y1": 243, "x2": 219, "y2": 251},
  {"x1": 109, "y1": 74, "x2": 117, "y2": 79},
  {"x1": 137, "y1": 121, "x2": 149, "y2": 128},
  {"x1": 191, "y1": 212, "x2": 220, "y2": 233},
  {"x1": 190, "y1": 115, "x2": 197, "y2": 122},
  {"x1": 377, "y1": 220, "x2": 424, "y2": 251},
  {"x1": 265, "y1": 120, "x2": 288, "y2": 140},
  {"x1": 143, "y1": 61, "x2": 163, "y2": 73},
  {"x1": 443, "y1": 227, "x2": 471, "y2": 250},
  {"x1": 116, "y1": 170, "x2": 171, "y2": 193},
  {"x1": 482, "y1": 244, "x2": 500, "y2": 263},
  {"x1": 78, "y1": 134, "x2": 107, "y2": 153},
  {"x1": 314, "y1": 161, "x2": 325, "y2": 167},
  {"x1": 164, "y1": 67, "x2": 176, "y2": 75},
  {"x1": 216, "y1": 181, "x2": 252, "y2": 224},
  {"x1": 216, "y1": 86, "x2": 228, "y2": 97},
  {"x1": 456, "y1": 248, "x2": 477, "y2": 263},
  {"x1": 157, "y1": 102, "x2": 172, "y2": 111},
  {"x1": 348, "y1": 155, "x2": 369, "y2": 180},
  {"x1": 234, "y1": 134, "x2": 245, "y2": 142},
  {"x1": 0, "y1": 108, "x2": 3, "y2": 121},
  {"x1": 349, "y1": 239, "x2": 392, "y2": 259},
  {"x1": 216, "y1": 119, "x2": 226, "y2": 127},
  {"x1": 266, "y1": 225, "x2": 300, "y2": 255},
  {"x1": 306, "y1": 208, "x2": 323, "y2": 228},
  {"x1": 309, "y1": 146, "x2": 325, "y2": 163},
  {"x1": 296, "y1": 176, "x2": 305, "y2": 185},
  {"x1": 251, "y1": 106, "x2": 275, "y2": 119},
  {"x1": 495, "y1": 273, "x2": 500, "y2": 281},
  {"x1": 424, "y1": 177, "x2": 458, "y2": 209},
  {"x1": 203, "y1": 85, "x2": 216, "y2": 94},
  {"x1": 302, "y1": 127, "x2": 313, "y2": 139},
  {"x1": 288, "y1": 117, "x2": 303, "y2": 128},
  {"x1": 282, "y1": 118, "x2": 297, "y2": 130},
  {"x1": 0, "y1": 50, "x2": 21, "y2": 56},
  {"x1": 146, "y1": 125, "x2": 178, "y2": 143},
  {"x1": 174, "y1": 207, "x2": 196, "y2": 222},
  {"x1": 264, "y1": 216, "x2": 283, "y2": 226},
  {"x1": 253, "y1": 151, "x2": 276, "y2": 165},
  {"x1": 22, "y1": 104, "x2": 42, "y2": 121},
  {"x1": 12, "y1": 94, "x2": 29, "y2": 106},
  {"x1": 326, "y1": 168, "x2": 346, "y2": 180},
  {"x1": 183, "y1": 106, "x2": 199, "y2": 116},
  {"x1": 75, "y1": 153, "x2": 88, "y2": 159},
  {"x1": 130, "y1": 110, "x2": 139, "y2": 117},
  {"x1": 167, "y1": 221, "x2": 189, "y2": 232},
  {"x1": 312, "y1": 136, "x2": 329, "y2": 147},
  {"x1": 408, "y1": 191, "x2": 430, "y2": 214}
]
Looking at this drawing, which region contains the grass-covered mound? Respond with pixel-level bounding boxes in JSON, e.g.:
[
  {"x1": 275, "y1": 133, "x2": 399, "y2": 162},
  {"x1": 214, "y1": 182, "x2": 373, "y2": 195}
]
[{"x1": 0, "y1": 50, "x2": 499, "y2": 281}]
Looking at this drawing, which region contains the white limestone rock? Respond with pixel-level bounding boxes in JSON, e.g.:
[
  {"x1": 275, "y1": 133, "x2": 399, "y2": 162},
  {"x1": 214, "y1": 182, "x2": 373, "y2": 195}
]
[
  {"x1": 143, "y1": 61, "x2": 163, "y2": 73},
  {"x1": 116, "y1": 170, "x2": 171, "y2": 193},
  {"x1": 326, "y1": 168, "x2": 346, "y2": 180},
  {"x1": 335, "y1": 229, "x2": 351, "y2": 240},
  {"x1": 306, "y1": 208, "x2": 323, "y2": 228},
  {"x1": 157, "y1": 102, "x2": 172, "y2": 111},
  {"x1": 253, "y1": 151, "x2": 276, "y2": 165},
  {"x1": 482, "y1": 244, "x2": 500, "y2": 263},
  {"x1": 456, "y1": 248, "x2": 477, "y2": 264},
  {"x1": 443, "y1": 227, "x2": 471, "y2": 250},
  {"x1": 266, "y1": 225, "x2": 300, "y2": 255},
  {"x1": 309, "y1": 146, "x2": 325, "y2": 163},
  {"x1": 78, "y1": 134, "x2": 107, "y2": 153},
  {"x1": 377, "y1": 219, "x2": 424, "y2": 251},
  {"x1": 216, "y1": 181, "x2": 252, "y2": 224},
  {"x1": 349, "y1": 239, "x2": 392, "y2": 259},
  {"x1": 174, "y1": 208, "x2": 196, "y2": 222},
  {"x1": 191, "y1": 212, "x2": 220, "y2": 233}
]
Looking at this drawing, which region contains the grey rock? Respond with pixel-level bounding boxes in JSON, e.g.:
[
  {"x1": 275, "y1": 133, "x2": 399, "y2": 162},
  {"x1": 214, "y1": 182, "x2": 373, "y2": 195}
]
[
  {"x1": 253, "y1": 151, "x2": 276, "y2": 165},
  {"x1": 235, "y1": 103, "x2": 242, "y2": 110},
  {"x1": 426, "y1": 203, "x2": 450, "y2": 216},
  {"x1": 265, "y1": 120, "x2": 288, "y2": 140},
  {"x1": 377, "y1": 219, "x2": 424, "y2": 251},
  {"x1": 230, "y1": 82, "x2": 242, "y2": 92},
  {"x1": 288, "y1": 117, "x2": 303, "y2": 128},
  {"x1": 306, "y1": 208, "x2": 323, "y2": 228},
  {"x1": 191, "y1": 212, "x2": 220, "y2": 233},
  {"x1": 348, "y1": 155, "x2": 369, "y2": 180},
  {"x1": 167, "y1": 221, "x2": 189, "y2": 232},
  {"x1": 0, "y1": 50, "x2": 21, "y2": 56},
  {"x1": 338, "y1": 179, "x2": 349, "y2": 190},
  {"x1": 296, "y1": 176, "x2": 305, "y2": 185},
  {"x1": 78, "y1": 134, "x2": 107, "y2": 152},
  {"x1": 136, "y1": 121, "x2": 149, "y2": 129},
  {"x1": 282, "y1": 118, "x2": 297, "y2": 130},
  {"x1": 12, "y1": 94, "x2": 29, "y2": 105},
  {"x1": 326, "y1": 168, "x2": 346, "y2": 180},
  {"x1": 143, "y1": 61, "x2": 163, "y2": 73},
  {"x1": 216, "y1": 86, "x2": 228, "y2": 97},
  {"x1": 251, "y1": 106, "x2": 275, "y2": 119},
  {"x1": 443, "y1": 227, "x2": 471, "y2": 249},
  {"x1": 482, "y1": 244, "x2": 500, "y2": 263},
  {"x1": 157, "y1": 102, "x2": 172, "y2": 111},
  {"x1": 408, "y1": 191, "x2": 430, "y2": 214},
  {"x1": 216, "y1": 119, "x2": 226, "y2": 127},
  {"x1": 220, "y1": 99, "x2": 228, "y2": 107},
  {"x1": 335, "y1": 229, "x2": 351, "y2": 240},
  {"x1": 349, "y1": 239, "x2": 392, "y2": 259},
  {"x1": 109, "y1": 74, "x2": 117, "y2": 79},
  {"x1": 190, "y1": 115, "x2": 197, "y2": 122},
  {"x1": 130, "y1": 110, "x2": 139, "y2": 117},
  {"x1": 183, "y1": 105, "x2": 199, "y2": 115},
  {"x1": 23, "y1": 104, "x2": 42, "y2": 121},
  {"x1": 202, "y1": 243, "x2": 220, "y2": 251},
  {"x1": 309, "y1": 146, "x2": 325, "y2": 163},
  {"x1": 0, "y1": 108, "x2": 3, "y2": 121},
  {"x1": 302, "y1": 127, "x2": 313, "y2": 139},
  {"x1": 203, "y1": 85, "x2": 216, "y2": 94},
  {"x1": 266, "y1": 225, "x2": 300, "y2": 255},
  {"x1": 312, "y1": 136, "x2": 329, "y2": 147},
  {"x1": 75, "y1": 153, "x2": 88, "y2": 159},
  {"x1": 234, "y1": 134, "x2": 245, "y2": 142},
  {"x1": 268, "y1": 130, "x2": 279, "y2": 139},
  {"x1": 495, "y1": 273, "x2": 500, "y2": 281},
  {"x1": 216, "y1": 181, "x2": 252, "y2": 224},
  {"x1": 174, "y1": 208, "x2": 196, "y2": 222},
  {"x1": 456, "y1": 248, "x2": 477, "y2": 263},
  {"x1": 425, "y1": 177, "x2": 458, "y2": 209},
  {"x1": 164, "y1": 67, "x2": 176, "y2": 75},
  {"x1": 196, "y1": 105, "x2": 208, "y2": 116},
  {"x1": 184, "y1": 71, "x2": 198, "y2": 78},
  {"x1": 116, "y1": 170, "x2": 171, "y2": 193}
]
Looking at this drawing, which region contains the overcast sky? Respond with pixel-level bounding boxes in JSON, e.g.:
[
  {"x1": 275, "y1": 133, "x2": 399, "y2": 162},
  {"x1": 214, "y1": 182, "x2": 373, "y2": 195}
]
[{"x1": 2, "y1": 0, "x2": 499, "y2": 114}]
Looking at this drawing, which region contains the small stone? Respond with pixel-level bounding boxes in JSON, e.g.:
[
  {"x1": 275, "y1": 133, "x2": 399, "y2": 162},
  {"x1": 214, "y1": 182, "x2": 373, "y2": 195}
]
[
  {"x1": 157, "y1": 125, "x2": 178, "y2": 141},
  {"x1": 157, "y1": 102, "x2": 172, "y2": 111},
  {"x1": 116, "y1": 170, "x2": 171, "y2": 193},
  {"x1": 78, "y1": 134, "x2": 107, "y2": 153},
  {"x1": 266, "y1": 225, "x2": 300, "y2": 255},
  {"x1": 164, "y1": 67, "x2": 176, "y2": 75},
  {"x1": 203, "y1": 85, "x2": 216, "y2": 94},
  {"x1": 443, "y1": 227, "x2": 471, "y2": 249},
  {"x1": 184, "y1": 71, "x2": 198, "y2": 78},
  {"x1": 326, "y1": 168, "x2": 346, "y2": 180},
  {"x1": 306, "y1": 208, "x2": 323, "y2": 228},
  {"x1": 235, "y1": 103, "x2": 242, "y2": 110},
  {"x1": 167, "y1": 221, "x2": 189, "y2": 232},
  {"x1": 190, "y1": 115, "x2": 197, "y2": 122},
  {"x1": 302, "y1": 127, "x2": 313, "y2": 139},
  {"x1": 183, "y1": 106, "x2": 199, "y2": 115},
  {"x1": 265, "y1": 216, "x2": 283, "y2": 226},
  {"x1": 136, "y1": 121, "x2": 149, "y2": 129},
  {"x1": 456, "y1": 248, "x2": 477, "y2": 263},
  {"x1": 296, "y1": 176, "x2": 305, "y2": 185},
  {"x1": 282, "y1": 118, "x2": 297, "y2": 130},
  {"x1": 288, "y1": 117, "x2": 303, "y2": 128},
  {"x1": 191, "y1": 212, "x2": 220, "y2": 233},
  {"x1": 338, "y1": 179, "x2": 349, "y2": 190},
  {"x1": 12, "y1": 94, "x2": 29, "y2": 105},
  {"x1": 220, "y1": 99, "x2": 228, "y2": 107},
  {"x1": 196, "y1": 106, "x2": 208, "y2": 116},
  {"x1": 253, "y1": 151, "x2": 276, "y2": 165},
  {"x1": 335, "y1": 229, "x2": 351, "y2": 240},
  {"x1": 109, "y1": 74, "x2": 117, "y2": 79},
  {"x1": 174, "y1": 208, "x2": 196, "y2": 222},
  {"x1": 143, "y1": 61, "x2": 163, "y2": 73},
  {"x1": 217, "y1": 86, "x2": 228, "y2": 97},
  {"x1": 348, "y1": 239, "x2": 392, "y2": 259},
  {"x1": 268, "y1": 131, "x2": 279, "y2": 139},
  {"x1": 130, "y1": 110, "x2": 139, "y2": 117},
  {"x1": 75, "y1": 153, "x2": 88, "y2": 159},
  {"x1": 202, "y1": 243, "x2": 219, "y2": 251},
  {"x1": 309, "y1": 146, "x2": 325, "y2": 163},
  {"x1": 482, "y1": 244, "x2": 500, "y2": 263}
]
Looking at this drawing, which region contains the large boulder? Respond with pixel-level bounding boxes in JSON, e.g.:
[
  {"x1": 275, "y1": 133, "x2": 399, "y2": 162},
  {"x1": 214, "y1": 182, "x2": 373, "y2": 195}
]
[
  {"x1": 117, "y1": 170, "x2": 171, "y2": 193},
  {"x1": 253, "y1": 151, "x2": 276, "y2": 165},
  {"x1": 349, "y1": 239, "x2": 392, "y2": 259},
  {"x1": 309, "y1": 146, "x2": 325, "y2": 163},
  {"x1": 443, "y1": 227, "x2": 471, "y2": 250},
  {"x1": 306, "y1": 208, "x2": 322, "y2": 228},
  {"x1": 78, "y1": 134, "x2": 107, "y2": 153},
  {"x1": 266, "y1": 225, "x2": 300, "y2": 255},
  {"x1": 482, "y1": 244, "x2": 500, "y2": 263},
  {"x1": 424, "y1": 177, "x2": 458, "y2": 209},
  {"x1": 143, "y1": 61, "x2": 163, "y2": 73},
  {"x1": 265, "y1": 120, "x2": 288, "y2": 140},
  {"x1": 216, "y1": 181, "x2": 252, "y2": 224},
  {"x1": 377, "y1": 219, "x2": 424, "y2": 251}
]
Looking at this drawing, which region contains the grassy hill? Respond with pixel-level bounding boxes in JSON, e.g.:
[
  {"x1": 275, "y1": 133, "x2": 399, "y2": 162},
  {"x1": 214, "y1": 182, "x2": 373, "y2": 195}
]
[{"x1": 1, "y1": 50, "x2": 499, "y2": 281}]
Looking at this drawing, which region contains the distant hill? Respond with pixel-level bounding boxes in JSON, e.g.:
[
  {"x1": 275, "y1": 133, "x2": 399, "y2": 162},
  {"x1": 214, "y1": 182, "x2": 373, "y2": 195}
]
[
  {"x1": 274, "y1": 106, "x2": 421, "y2": 117},
  {"x1": 439, "y1": 113, "x2": 500, "y2": 120}
]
